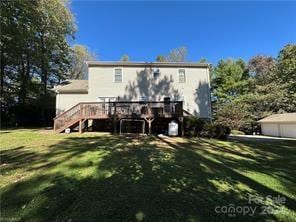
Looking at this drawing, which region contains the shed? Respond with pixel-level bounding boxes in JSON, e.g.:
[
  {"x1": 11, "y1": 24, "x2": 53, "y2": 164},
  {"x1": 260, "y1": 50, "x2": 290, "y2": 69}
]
[{"x1": 258, "y1": 113, "x2": 296, "y2": 138}]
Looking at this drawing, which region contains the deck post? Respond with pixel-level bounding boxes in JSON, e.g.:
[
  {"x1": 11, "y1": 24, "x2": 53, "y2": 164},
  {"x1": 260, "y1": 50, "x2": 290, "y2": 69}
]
[
  {"x1": 179, "y1": 117, "x2": 184, "y2": 137},
  {"x1": 145, "y1": 117, "x2": 154, "y2": 135},
  {"x1": 79, "y1": 119, "x2": 83, "y2": 134},
  {"x1": 53, "y1": 120, "x2": 56, "y2": 132},
  {"x1": 113, "y1": 102, "x2": 117, "y2": 134},
  {"x1": 80, "y1": 103, "x2": 83, "y2": 118},
  {"x1": 113, "y1": 118, "x2": 117, "y2": 134}
]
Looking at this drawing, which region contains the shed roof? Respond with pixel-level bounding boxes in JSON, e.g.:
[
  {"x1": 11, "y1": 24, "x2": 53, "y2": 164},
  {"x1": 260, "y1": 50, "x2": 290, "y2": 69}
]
[
  {"x1": 53, "y1": 80, "x2": 88, "y2": 93},
  {"x1": 258, "y1": 113, "x2": 296, "y2": 123}
]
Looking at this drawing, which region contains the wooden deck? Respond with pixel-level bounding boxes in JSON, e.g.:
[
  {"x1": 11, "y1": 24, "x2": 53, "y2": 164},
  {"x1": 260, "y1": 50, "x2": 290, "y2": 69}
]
[{"x1": 54, "y1": 101, "x2": 183, "y2": 134}]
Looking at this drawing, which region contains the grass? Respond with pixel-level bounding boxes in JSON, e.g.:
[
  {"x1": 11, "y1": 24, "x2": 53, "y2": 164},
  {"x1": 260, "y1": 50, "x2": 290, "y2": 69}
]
[{"x1": 1, "y1": 129, "x2": 296, "y2": 222}]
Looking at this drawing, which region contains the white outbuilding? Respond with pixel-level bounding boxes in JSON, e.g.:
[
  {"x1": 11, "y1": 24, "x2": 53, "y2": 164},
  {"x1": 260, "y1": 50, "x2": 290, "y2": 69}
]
[{"x1": 258, "y1": 113, "x2": 296, "y2": 138}]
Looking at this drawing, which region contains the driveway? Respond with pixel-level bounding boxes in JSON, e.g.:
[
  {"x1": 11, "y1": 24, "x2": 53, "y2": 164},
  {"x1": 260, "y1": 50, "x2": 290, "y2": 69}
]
[{"x1": 229, "y1": 134, "x2": 296, "y2": 141}]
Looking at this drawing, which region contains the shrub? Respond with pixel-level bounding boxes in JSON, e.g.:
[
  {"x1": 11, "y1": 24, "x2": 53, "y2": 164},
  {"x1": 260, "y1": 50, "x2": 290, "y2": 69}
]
[
  {"x1": 183, "y1": 116, "x2": 206, "y2": 137},
  {"x1": 240, "y1": 121, "x2": 261, "y2": 135},
  {"x1": 200, "y1": 123, "x2": 231, "y2": 140},
  {"x1": 183, "y1": 117, "x2": 230, "y2": 139},
  {"x1": 231, "y1": 130, "x2": 245, "y2": 135}
]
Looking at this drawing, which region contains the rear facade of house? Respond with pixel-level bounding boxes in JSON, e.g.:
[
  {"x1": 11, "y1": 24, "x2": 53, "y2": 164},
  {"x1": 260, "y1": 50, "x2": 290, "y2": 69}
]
[{"x1": 54, "y1": 62, "x2": 211, "y2": 135}]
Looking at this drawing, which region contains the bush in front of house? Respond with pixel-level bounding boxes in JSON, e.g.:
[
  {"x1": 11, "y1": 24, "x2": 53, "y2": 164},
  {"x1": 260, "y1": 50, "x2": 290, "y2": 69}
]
[
  {"x1": 200, "y1": 122, "x2": 231, "y2": 140},
  {"x1": 183, "y1": 116, "x2": 231, "y2": 139},
  {"x1": 183, "y1": 116, "x2": 206, "y2": 137}
]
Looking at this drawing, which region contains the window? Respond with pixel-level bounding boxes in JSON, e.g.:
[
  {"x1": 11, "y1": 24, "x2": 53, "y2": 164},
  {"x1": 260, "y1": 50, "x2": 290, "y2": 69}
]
[
  {"x1": 153, "y1": 68, "x2": 160, "y2": 79},
  {"x1": 114, "y1": 68, "x2": 122, "y2": 83},
  {"x1": 138, "y1": 96, "x2": 147, "y2": 101},
  {"x1": 98, "y1": 97, "x2": 116, "y2": 102},
  {"x1": 179, "y1": 69, "x2": 186, "y2": 83}
]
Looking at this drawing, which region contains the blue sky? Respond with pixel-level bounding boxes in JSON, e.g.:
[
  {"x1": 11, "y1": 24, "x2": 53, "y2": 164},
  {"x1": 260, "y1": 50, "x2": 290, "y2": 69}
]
[{"x1": 70, "y1": 1, "x2": 296, "y2": 64}]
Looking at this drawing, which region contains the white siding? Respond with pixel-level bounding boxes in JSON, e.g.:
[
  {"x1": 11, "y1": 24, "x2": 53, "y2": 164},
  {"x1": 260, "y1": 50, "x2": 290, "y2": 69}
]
[
  {"x1": 279, "y1": 124, "x2": 296, "y2": 138},
  {"x1": 261, "y1": 123, "x2": 296, "y2": 138},
  {"x1": 56, "y1": 65, "x2": 212, "y2": 118},
  {"x1": 56, "y1": 93, "x2": 92, "y2": 115},
  {"x1": 262, "y1": 123, "x2": 279, "y2": 137},
  {"x1": 88, "y1": 66, "x2": 211, "y2": 118}
]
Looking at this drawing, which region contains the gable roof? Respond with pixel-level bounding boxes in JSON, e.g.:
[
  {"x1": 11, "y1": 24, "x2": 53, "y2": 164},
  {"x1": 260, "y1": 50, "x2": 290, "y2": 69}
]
[
  {"x1": 53, "y1": 80, "x2": 88, "y2": 93},
  {"x1": 86, "y1": 61, "x2": 210, "y2": 68},
  {"x1": 258, "y1": 113, "x2": 296, "y2": 123}
]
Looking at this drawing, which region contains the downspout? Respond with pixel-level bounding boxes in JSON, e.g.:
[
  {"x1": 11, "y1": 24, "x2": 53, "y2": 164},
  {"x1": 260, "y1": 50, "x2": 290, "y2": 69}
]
[
  {"x1": 56, "y1": 91, "x2": 60, "y2": 115},
  {"x1": 206, "y1": 65, "x2": 212, "y2": 121}
]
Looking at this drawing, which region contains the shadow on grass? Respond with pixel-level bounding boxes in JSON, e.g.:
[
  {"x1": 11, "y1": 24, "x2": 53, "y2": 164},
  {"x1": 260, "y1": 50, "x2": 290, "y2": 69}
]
[{"x1": 1, "y1": 134, "x2": 295, "y2": 221}]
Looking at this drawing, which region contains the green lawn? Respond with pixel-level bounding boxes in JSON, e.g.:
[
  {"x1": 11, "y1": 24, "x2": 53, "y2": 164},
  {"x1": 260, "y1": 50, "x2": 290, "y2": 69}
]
[{"x1": 1, "y1": 129, "x2": 296, "y2": 222}]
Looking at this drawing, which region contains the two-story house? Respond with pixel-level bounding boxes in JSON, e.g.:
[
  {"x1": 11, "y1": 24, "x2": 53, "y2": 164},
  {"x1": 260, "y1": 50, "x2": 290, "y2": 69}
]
[{"x1": 53, "y1": 61, "x2": 211, "y2": 135}]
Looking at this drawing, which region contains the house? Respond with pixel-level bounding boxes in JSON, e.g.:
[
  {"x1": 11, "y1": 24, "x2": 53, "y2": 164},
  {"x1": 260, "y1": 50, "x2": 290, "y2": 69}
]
[
  {"x1": 53, "y1": 61, "x2": 212, "y2": 134},
  {"x1": 258, "y1": 113, "x2": 296, "y2": 138}
]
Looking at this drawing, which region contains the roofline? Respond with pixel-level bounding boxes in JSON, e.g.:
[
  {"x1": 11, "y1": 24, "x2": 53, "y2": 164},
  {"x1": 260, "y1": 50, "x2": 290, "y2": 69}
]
[
  {"x1": 86, "y1": 61, "x2": 211, "y2": 68},
  {"x1": 258, "y1": 120, "x2": 296, "y2": 123},
  {"x1": 54, "y1": 89, "x2": 88, "y2": 94}
]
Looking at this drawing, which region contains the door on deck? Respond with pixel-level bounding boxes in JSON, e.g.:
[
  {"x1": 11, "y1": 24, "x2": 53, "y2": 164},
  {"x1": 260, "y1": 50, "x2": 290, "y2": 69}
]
[{"x1": 97, "y1": 97, "x2": 116, "y2": 115}]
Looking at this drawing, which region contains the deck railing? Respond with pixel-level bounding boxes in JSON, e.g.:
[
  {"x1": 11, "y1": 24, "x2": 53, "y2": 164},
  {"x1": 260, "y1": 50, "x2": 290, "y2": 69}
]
[{"x1": 54, "y1": 101, "x2": 183, "y2": 132}]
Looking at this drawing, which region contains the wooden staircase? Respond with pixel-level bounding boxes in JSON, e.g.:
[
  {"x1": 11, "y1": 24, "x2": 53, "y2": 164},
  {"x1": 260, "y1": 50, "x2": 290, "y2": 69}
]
[{"x1": 53, "y1": 102, "x2": 110, "y2": 133}]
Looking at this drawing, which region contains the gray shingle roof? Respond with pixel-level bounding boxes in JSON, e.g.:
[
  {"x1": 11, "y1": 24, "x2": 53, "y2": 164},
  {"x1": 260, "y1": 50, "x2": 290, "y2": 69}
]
[
  {"x1": 258, "y1": 113, "x2": 296, "y2": 123},
  {"x1": 53, "y1": 80, "x2": 88, "y2": 93}
]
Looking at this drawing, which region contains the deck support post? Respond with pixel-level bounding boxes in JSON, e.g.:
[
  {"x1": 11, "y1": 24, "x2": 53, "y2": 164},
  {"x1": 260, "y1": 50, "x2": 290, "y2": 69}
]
[
  {"x1": 145, "y1": 117, "x2": 154, "y2": 135},
  {"x1": 85, "y1": 119, "x2": 89, "y2": 132},
  {"x1": 79, "y1": 119, "x2": 83, "y2": 134},
  {"x1": 148, "y1": 121, "x2": 152, "y2": 135},
  {"x1": 113, "y1": 118, "x2": 117, "y2": 134},
  {"x1": 179, "y1": 117, "x2": 184, "y2": 137},
  {"x1": 180, "y1": 102, "x2": 184, "y2": 137},
  {"x1": 53, "y1": 120, "x2": 56, "y2": 133},
  {"x1": 113, "y1": 102, "x2": 117, "y2": 134}
]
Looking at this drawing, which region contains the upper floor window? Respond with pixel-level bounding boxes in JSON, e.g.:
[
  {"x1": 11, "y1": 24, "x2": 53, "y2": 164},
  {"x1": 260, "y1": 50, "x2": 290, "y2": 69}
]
[
  {"x1": 153, "y1": 68, "x2": 160, "y2": 79},
  {"x1": 179, "y1": 69, "x2": 186, "y2": 83},
  {"x1": 114, "y1": 68, "x2": 123, "y2": 83}
]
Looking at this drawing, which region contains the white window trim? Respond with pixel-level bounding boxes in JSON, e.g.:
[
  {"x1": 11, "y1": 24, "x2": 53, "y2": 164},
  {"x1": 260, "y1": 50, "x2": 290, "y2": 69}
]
[
  {"x1": 113, "y1": 67, "x2": 123, "y2": 83},
  {"x1": 97, "y1": 97, "x2": 116, "y2": 102},
  {"x1": 153, "y1": 68, "x2": 160, "y2": 79},
  {"x1": 178, "y1": 68, "x2": 186, "y2": 83}
]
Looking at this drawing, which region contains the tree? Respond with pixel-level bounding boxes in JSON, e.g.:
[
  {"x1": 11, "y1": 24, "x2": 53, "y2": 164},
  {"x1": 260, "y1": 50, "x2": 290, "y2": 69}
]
[
  {"x1": 248, "y1": 55, "x2": 275, "y2": 85},
  {"x1": 1, "y1": 0, "x2": 75, "y2": 126},
  {"x1": 211, "y1": 59, "x2": 250, "y2": 103},
  {"x1": 247, "y1": 55, "x2": 285, "y2": 119},
  {"x1": 215, "y1": 101, "x2": 252, "y2": 130},
  {"x1": 156, "y1": 55, "x2": 166, "y2": 62},
  {"x1": 35, "y1": 0, "x2": 75, "y2": 95},
  {"x1": 69, "y1": 45, "x2": 96, "y2": 79},
  {"x1": 198, "y1": 58, "x2": 207, "y2": 63},
  {"x1": 276, "y1": 44, "x2": 296, "y2": 112},
  {"x1": 211, "y1": 59, "x2": 253, "y2": 131},
  {"x1": 166, "y1": 46, "x2": 188, "y2": 62},
  {"x1": 1, "y1": 0, "x2": 40, "y2": 114},
  {"x1": 120, "y1": 54, "x2": 130, "y2": 61}
]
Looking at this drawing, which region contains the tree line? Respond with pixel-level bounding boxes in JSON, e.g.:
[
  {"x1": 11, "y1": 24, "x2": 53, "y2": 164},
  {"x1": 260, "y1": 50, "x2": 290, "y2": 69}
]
[
  {"x1": 212, "y1": 45, "x2": 296, "y2": 133},
  {"x1": 1, "y1": 0, "x2": 94, "y2": 126}
]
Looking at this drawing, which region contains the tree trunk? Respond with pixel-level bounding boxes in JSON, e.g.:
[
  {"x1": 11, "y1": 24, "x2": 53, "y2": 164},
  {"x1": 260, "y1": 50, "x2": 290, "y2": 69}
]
[
  {"x1": 0, "y1": 51, "x2": 5, "y2": 114},
  {"x1": 40, "y1": 34, "x2": 48, "y2": 125},
  {"x1": 40, "y1": 34, "x2": 48, "y2": 97}
]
